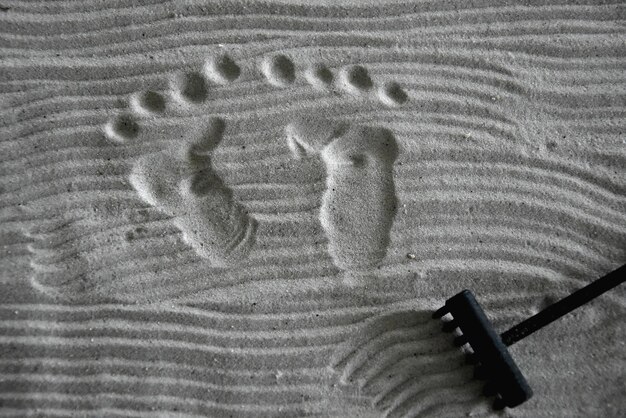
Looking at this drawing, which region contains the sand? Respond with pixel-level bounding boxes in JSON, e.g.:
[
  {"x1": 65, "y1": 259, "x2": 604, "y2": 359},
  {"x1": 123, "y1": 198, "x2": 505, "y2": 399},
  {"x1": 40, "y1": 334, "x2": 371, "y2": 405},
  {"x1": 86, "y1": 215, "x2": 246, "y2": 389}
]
[{"x1": 1, "y1": 0, "x2": 625, "y2": 416}]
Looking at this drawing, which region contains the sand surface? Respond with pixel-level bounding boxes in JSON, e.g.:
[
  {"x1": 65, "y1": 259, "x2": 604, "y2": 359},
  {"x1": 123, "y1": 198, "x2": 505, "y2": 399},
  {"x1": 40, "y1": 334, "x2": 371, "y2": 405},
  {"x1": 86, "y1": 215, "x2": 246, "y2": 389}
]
[{"x1": 1, "y1": 0, "x2": 625, "y2": 416}]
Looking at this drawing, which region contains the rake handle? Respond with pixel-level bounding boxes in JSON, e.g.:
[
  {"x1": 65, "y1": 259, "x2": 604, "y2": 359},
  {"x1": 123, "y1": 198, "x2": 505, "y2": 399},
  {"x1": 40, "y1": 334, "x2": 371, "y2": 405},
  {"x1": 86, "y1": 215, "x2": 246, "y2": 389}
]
[{"x1": 500, "y1": 264, "x2": 626, "y2": 346}]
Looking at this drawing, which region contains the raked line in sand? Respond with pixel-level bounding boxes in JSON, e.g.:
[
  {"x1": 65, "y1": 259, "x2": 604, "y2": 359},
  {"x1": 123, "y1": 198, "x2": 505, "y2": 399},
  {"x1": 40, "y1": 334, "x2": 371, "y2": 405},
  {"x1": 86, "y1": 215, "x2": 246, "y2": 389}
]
[{"x1": 1, "y1": 0, "x2": 625, "y2": 417}]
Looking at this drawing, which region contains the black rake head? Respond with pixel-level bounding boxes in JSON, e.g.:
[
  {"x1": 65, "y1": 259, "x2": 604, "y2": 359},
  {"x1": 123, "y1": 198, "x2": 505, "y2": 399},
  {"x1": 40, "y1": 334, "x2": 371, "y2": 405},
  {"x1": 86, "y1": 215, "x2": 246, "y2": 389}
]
[{"x1": 433, "y1": 290, "x2": 533, "y2": 409}]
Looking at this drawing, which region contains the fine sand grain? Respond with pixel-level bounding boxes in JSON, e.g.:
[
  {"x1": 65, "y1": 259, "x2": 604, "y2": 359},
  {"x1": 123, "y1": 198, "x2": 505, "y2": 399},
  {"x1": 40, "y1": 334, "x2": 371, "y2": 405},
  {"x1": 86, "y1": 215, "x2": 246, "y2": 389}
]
[{"x1": 1, "y1": 0, "x2": 625, "y2": 416}]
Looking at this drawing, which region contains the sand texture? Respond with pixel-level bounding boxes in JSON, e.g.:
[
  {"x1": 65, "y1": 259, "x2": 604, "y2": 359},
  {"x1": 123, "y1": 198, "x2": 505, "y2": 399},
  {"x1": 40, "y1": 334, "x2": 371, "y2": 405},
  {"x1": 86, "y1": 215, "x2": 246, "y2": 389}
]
[{"x1": 1, "y1": 0, "x2": 625, "y2": 416}]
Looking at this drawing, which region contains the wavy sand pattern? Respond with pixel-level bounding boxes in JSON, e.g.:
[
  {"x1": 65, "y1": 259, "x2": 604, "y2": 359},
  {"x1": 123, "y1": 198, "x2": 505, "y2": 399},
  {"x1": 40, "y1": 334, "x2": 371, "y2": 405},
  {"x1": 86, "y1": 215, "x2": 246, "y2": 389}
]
[{"x1": 1, "y1": 0, "x2": 625, "y2": 416}]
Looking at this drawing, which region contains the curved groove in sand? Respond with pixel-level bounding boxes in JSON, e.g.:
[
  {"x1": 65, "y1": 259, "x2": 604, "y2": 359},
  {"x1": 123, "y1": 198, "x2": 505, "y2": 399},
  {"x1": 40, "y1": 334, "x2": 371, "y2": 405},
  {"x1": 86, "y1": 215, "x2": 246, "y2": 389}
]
[
  {"x1": 1, "y1": 3, "x2": 621, "y2": 44},
  {"x1": 2, "y1": 1, "x2": 625, "y2": 416},
  {"x1": 329, "y1": 310, "x2": 483, "y2": 416},
  {"x1": 27, "y1": 234, "x2": 613, "y2": 298},
  {"x1": 1, "y1": 304, "x2": 620, "y2": 416},
  {"x1": 0, "y1": 392, "x2": 331, "y2": 415}
]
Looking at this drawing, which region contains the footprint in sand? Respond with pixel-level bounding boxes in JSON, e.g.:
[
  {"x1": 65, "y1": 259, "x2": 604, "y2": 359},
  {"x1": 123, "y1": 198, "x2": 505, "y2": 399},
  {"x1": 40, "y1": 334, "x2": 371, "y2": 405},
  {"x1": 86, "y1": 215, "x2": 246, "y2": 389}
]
[
  {"x1": 285, "y1": 65, "x2": 405, "y2": 271},
  {"x1": 104, "y1": 53, "x2": 407, "y2": 270},
  {"x1": 103, "y1": 55, "x2": 256, "y2": 267}
]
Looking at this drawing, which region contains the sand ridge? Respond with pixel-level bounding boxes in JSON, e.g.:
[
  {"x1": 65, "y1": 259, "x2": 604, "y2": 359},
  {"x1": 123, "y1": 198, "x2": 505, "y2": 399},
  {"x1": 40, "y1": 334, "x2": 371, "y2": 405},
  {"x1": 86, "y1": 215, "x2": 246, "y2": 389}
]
[{"x1": 1, "y1": 0, "x2": 625, "y2": 416}]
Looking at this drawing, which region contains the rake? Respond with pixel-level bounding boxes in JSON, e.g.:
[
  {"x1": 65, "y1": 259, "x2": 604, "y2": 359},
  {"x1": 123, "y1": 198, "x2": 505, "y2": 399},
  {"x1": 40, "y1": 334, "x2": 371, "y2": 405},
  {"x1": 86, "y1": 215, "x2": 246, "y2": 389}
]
[{"x1": 433, "y1": 263, "x2": 625, "y2": 409}]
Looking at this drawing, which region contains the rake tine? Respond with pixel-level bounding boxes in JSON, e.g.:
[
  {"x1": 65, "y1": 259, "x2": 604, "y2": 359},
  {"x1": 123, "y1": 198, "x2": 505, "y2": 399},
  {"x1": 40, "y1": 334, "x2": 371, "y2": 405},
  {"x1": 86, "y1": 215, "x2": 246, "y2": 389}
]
[
  {"x1": 432, "y1": 290, "x2": 533, "y2": 408},
  {"x1": 442, "y1": 320, "x2": 458, "y2": 332},
  {"x1": 473, "y1": 365, "x2": 487, "y2": 380},
  {"x1": 432, "y1": 306, "x2": 448, "y2": 319},
  {"x1": 483, "y1": 382, "x2": 498, "y2": 396},
  {"x1": 431, "y1": 263, "x2": 625, "y2": 409},
  {"x1": 453, "y1": 335, "x2": 468, "y2": 347},
  {"x1": 465, "y1": 353, "x2": 478, "y2": 365}
]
